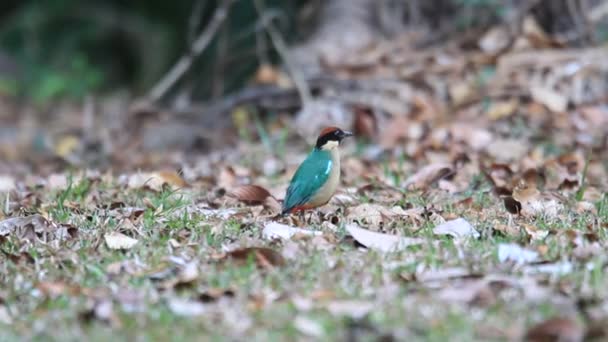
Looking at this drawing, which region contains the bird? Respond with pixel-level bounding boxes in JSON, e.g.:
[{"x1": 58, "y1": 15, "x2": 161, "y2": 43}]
[{"x1": 281, "y1": 126, "x2": 353, "y2": 216}]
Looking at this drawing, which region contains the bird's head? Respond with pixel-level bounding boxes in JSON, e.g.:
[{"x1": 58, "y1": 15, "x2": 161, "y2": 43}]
[{"x1": 315, "y1": 126, "x2": 353, "y2": 150}]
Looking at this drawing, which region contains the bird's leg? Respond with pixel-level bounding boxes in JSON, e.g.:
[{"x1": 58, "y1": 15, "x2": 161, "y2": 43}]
[
  {"x1": 306, "y1": 211, "x2": 314, "y2": 224},
  {"x1": 298, "y1": 210, "x2": 305, "y2": 226}
]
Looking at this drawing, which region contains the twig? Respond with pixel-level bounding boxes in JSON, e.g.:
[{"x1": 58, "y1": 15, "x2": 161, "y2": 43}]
[
  {"x1": 147, "y1": 0, "x2": 234, "y2": 102},
  {"x1": 253, "y1": 0, "x2": 312, "y2": 105}
]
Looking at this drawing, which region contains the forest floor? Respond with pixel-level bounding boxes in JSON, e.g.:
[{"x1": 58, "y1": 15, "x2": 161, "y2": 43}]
[
  {"x1": 1, "y1": 122, "x2": 607, "y2": 341},
  {"x1": 2, "y1": 11, "x2": 608, "y2": 341}
]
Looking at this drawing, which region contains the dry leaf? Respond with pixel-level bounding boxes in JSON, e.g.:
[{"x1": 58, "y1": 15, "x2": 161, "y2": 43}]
[
  {"x1": 228, "y1": 185, "x2": 272, "y2": 205},
  {"x1": 326, "y1": 300, "x2": 374, "y2": 319},
  {"x1": 0, "y1": 305, "x2": 11, "y2": 325},
  {"x1": 403, "y1": 163, "x2": 453, "y2": 190},
  {"x1": 0, "y1": 175, "x2": 15, "y2": 192},
  {"x1": 345, "y1": 224, "x2": 424, "y2": 252},
  {"x1": 294, "y1": 316, "x2": 325, "y2": 338},
  {"x1": 167, "y1": 297, "x2": 206, "y2": 317},
  {"x1": 486, "y1": 139, "x2": 528, "y2": 162},
  {"x1": 104, "y1": 232, "x2": 138, "y2": 250},
  {"x1": 0, "y1": 215, "x2": 57, "y2": 241},
  {"x1": 126, "y1": 171, "x2": 186, "y2": 192},
  {"x1": 525, "y1": 317, "x2": 583, "y2": 342},
  {"x1": 486, "y1": 99, "x2": 518, "y2": 120},
  {"x1": 498, "y1": 243, "x2": 539, "y2": 264},
  {"x1": 433, "y1": 218, "x2": 479, "y2": 239},
  {"x1": 449, "y1": 81, "x2": 475, "y2": 107},
  {"x1": 530, "y1": 86, "x2": 568, "y2": 113},
  {"x1": 226, "y1": 247, "x2": 285, "y2": 268},
  {"x1": 479, "y1": 26, "x2": 510, "y2": 55},
  {"x1": 346, "y1": 203, "x2": 396, "y2": 227},
  {"x1": 262, "y1": 222, "x2": 322, "y2": 240}
]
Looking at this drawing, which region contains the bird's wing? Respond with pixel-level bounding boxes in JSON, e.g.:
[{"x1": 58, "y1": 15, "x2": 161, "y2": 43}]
[{"x1": 282, "y1": 152, "x2": 332, "y2": 213}]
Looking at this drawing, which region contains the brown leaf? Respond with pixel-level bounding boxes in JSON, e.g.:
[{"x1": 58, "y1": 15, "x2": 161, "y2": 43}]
[
  {"x1": 353, "y1": 106, "x2": 376, "y2": 139},
  {"x1": 36, "y1": 281, "x2": 80, "y2": 299},
  {"x1": 125, "y1": 171, "x2": 187, "y2": 192},
  {"x1": 503, "y1": 197, "x2": 522, "y2": 215},
  {"x1": 198, "y1": 288, "x2": 235, "y2": 303},
  {"x1": 403, "y1": 163, "x2": 453, "y2": 190},
  {"x1": 228, "y1": 185, "x2": 272, "y2": 205},
  {"x1": 525, "y1": 317, "x2": 583, "y2": 342},
  {"x1": 226, "y1": 247, "x2": 285, "y2": 268},
  {"x1": 2, "y1": 250, "x2": 35, "y2": 264}
]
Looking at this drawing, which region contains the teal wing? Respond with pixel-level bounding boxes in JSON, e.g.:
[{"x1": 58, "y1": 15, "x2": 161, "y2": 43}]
[{"x1": 282, "y1": 150, "x2": 332, "y2": 214}]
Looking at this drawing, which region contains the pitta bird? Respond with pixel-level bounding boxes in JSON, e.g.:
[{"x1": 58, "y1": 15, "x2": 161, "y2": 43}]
[{"x1": 282, "y1": 127, "x2": 353, "y2": 216}]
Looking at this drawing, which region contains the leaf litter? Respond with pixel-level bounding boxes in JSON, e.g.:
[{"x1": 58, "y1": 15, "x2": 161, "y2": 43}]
[{"x1": 1, "y1": 6, "x2": 608, "y2": 340}]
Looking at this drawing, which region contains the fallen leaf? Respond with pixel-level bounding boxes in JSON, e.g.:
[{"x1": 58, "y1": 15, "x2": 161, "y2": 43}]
[
  {"x1": 198, "y1": 288, "x2": 235, "y2": 303},
  {"x1": 345, "y1": 224, "x2": 424, "y2": 252},
  {"x1": 0, "y1": 175, "x2": 15, "y2": 192},
  {"x1": 479, "y1": 26, "x2": 511, "y2": 55},
  {"x1": 498, "y1": 243, "x2": 539, "y2": 265},
  {"x1": 0, "y1": 304, "x2": 11, "y2": 324},
  {"x1": 522, "y1": 224, "x2": 549, "y2": 241},
  {"x1": 254, "y1": 63, "x2": 281, "y2": 84},
  {"x1": 449, "y1": 81, "x2": 475, "y2": 107},
  {"x1": 0, "y1": 215, "x2": 64, "y2": 243},
  {"x1": 166, "y1": 298, "x2": 206, "y2": 317},
  {"x1": 262, "y1": 222, "x2": 322, "y2": 240},
  {"x1": 125, "y1": 171, "x2": 187, "y2": 192},
  {"x1": 346, "y1": 203, "x2": 397, "y2": 227},
  {"x1": 228, "y1": 185, "x2": 273, "y2": 205},
  {"x1": 486, "y1": 139, "x2": 529, "y2": 162},
  {"x1": 80, "y1": 299, "x2": 121, "y2": 327},
  {"x1": 226, "y1": 247, "x2": 285, "y2": 268},
  {"x1": 433, "y1": 218, "x2": 479, "y2": 239},
  {"x1": 486, "y1": 99, "x2": 518, "y2": 120},
  {"x1": 403, "y1": 164, "x2": 453, "y2": 190},
  {"x1": 530, "y1": 86, "x2": 568, "y2": 113},
  {"x1": 326, "y1": 300, "x2": 374, "y2": 319},
  {"x1": 294, "y1": 316, "x2": 325, "y2": 338},
  {"x1": 523, "y1": 261, "x2": 573, "y2": 276},
  {"x1": 525, "y1": 317, "x2": 583, "y2": 342},
  {"x1": 104, "y1": 232, "x2": 138, "y2": 250},
  {"x1": 36, "y1": 281, "x2": 79, "y2": 299}
]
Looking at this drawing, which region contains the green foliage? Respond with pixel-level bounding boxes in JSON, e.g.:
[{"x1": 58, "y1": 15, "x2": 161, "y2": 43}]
[{"x1": 0, "y1": 0, "x2": 306, "y2": 102}]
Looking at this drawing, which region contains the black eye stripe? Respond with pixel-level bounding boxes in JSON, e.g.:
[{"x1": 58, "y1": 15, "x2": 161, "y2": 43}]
[{"x1": 315, "y1": 130, "x2": 342, "y2": 149}]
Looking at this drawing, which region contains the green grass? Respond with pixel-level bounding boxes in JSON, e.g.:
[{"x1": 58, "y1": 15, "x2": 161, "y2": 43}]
[{"x1": 0, "y1": 159, "x2": 606, "y2": 341}]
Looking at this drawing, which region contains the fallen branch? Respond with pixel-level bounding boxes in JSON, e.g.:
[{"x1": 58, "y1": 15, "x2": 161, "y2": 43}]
[
  {"x1": 147, "y1": 0, "x2": 234, "y2": 102},
  {"x1": 253, "y1": 0, "x2": 312, "y2": 105}
]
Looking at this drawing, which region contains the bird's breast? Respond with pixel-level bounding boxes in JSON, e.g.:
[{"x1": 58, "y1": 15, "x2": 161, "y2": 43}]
[{"x1": 308, "y1": 149, "x2": 340, "y2": 206}]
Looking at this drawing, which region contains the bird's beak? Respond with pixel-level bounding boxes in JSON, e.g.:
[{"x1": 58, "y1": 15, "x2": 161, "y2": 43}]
[{"x1": 341, "y1": 130, "x2": 353, "y2": 138}]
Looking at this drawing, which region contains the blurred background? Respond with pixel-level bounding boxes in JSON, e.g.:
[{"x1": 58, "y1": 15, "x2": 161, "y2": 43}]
[{"x1": 0, "y1": 0, "x2": 607, "y2": 174}]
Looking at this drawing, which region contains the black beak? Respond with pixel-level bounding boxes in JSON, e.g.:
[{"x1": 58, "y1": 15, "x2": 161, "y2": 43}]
[{"x1": 340, "y1": 130, "x2": 354, "y2": 138}]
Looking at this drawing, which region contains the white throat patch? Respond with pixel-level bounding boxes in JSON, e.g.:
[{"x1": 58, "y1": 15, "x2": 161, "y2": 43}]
[{"x1": 321, "y1": 140, "x2": 339, "y2": 150}]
